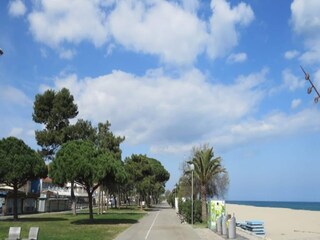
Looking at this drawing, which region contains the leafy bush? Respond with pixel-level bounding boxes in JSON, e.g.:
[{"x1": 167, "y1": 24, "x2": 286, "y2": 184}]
[
  {"x1": 167, "y1": 192, "x2": 175, "y2": 208},
  {"x1": 178, "y1": 199, "x2": 202, "y2": 223}
]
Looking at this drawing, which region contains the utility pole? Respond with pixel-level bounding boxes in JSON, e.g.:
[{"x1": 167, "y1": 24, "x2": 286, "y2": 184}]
[{"x1": 189, "y1": 163, "x2": 194, "y2": 225}]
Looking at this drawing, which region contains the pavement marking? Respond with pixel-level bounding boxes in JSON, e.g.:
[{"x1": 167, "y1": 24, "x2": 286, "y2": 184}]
[{"x1": 145, "y1": 211, "x2": 160, "y2": 240}]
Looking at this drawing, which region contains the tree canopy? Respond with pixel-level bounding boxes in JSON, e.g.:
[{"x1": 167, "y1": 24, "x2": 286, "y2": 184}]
[
  {"x1": 32, "y1": 88, "x2": 78, "y2": 161},
  {"x1": 191, "y1": 145, "x2": 226, "y2": 222},
  {"x1": 50, "y1": 120, "x2": 126, "y2": 223},
  {"x1": 0, "y1": 137, "x2": 47, "y2": 220},
  {"x1": 174, "y1": 144, "x2": 228, "y2": 223},
  {"x1": 96, "y1": 121, "x2": 124, "y2": 157},
  {"x1": 52, "y1": 140, "x2": 124, "y2": 223},
  {"x1": 125, "y1": 154, "x2": 170, "y2": 206}
]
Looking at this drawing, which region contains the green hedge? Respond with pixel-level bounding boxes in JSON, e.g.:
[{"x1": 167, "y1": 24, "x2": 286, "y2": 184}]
[
  {"x1": 178, "y1": 199, "x2": 202, "y2": 223},
  {"x1": 167, "y1": 193, "x2": 175, "y2": 207}
]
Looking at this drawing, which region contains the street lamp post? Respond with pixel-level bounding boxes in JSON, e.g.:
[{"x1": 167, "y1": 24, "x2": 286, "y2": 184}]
[
  {"x1": 189, "y1": 163, "x2": 194, "y2": 225},
  {"x1": 301, "y1": 66, "x2": 320, "y2": 103}
]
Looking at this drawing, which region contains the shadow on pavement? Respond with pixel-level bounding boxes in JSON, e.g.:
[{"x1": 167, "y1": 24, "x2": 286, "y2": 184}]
[
  {"x1": 71, "y1": 218, "x2": 139, "y2": 225},
  {"x1": 144, "y1": 203, "x2": 173, "y2": 211}
]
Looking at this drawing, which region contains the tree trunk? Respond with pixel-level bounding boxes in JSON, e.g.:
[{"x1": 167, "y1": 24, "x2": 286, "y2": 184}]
[
  {"x1": 87, "y1": 188, "x2": 94, "y2": 223},
  {"x1": 201, "y1": 184, "x2": 207, "y2": 222},
  {"x1": 97, "y1": 188, "x2": 101, "y2": 214},
  {"x1": 140, "y1": 194, "x2": 143, "y2": 210},
  {"x1": 148, "y1": 192, "x2": 152, "y2": 207},
  {"x1": 71, "y1": 181, "x2": 77, "y2": 216},
  {"x1": 13, "y1": 185, "x2": 18, "y2": 221},
  {"x1": 106, "y1": 191, "x2": 109, "y2": 210},
  {"x1": 102, "y1": 190, "x2": 105, "y2": 213},
  {"x1": 117, "y1": 188, "x2": 120, "y2": 208},
  {"x1": 114, "y1": 195, "x2": 117, "y2": 209}
]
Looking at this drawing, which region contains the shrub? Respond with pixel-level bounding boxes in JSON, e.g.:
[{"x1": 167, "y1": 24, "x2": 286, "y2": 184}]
[
  {"x1": 178, "y1": 199, "x2": 202, "y2": 223},
  {"x1": 167, "y1": 192, "x2": 175, "y2": 208}
]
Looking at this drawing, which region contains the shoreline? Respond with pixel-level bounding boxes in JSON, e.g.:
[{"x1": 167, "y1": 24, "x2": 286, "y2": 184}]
[
  {"x1": 226, "y1": 203, "x2": 320, "y2": 240},
  {"x1": 226, "y1": 200, "x2": 320, "y2": 212}
]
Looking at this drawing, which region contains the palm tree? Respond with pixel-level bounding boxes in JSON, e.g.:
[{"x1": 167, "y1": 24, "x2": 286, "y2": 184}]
[{"x1": 192, "y1": 145, "x2": 225, "y2": 222}]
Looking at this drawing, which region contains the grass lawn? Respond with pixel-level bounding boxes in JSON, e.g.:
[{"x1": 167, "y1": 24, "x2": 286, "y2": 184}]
[{"x1": 0, "y1": 207, "x2": 146, "y2": 240}]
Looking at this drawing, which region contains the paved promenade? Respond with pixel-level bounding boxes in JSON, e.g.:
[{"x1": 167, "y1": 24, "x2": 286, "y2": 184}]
[
  {"x1": 114, "y1": 202, "x2": 260, "y2": 240},
  {"x1": 114, "y1": 202, "x2": 202, "y2": 240}
]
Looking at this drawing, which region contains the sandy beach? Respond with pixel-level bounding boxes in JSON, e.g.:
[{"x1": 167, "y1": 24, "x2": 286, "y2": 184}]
[{"x1": 226, "y1": 204, "x2": 320, "y2": 240}]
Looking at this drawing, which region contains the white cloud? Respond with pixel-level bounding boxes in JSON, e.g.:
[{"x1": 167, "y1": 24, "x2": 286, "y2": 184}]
[
  {"x1": 108, "y1": 1, "x2": 207, "y2": 65},
  {"x1": 300, "y1": 49, "x2": 320, "y2": 64},
  {"x1": 282, "y1": 68, "x2": 304, "y2": 91},
  {"x1": 291, "y1": 0, "x2": 320, "y2": 36},
  {"x1": 106, "y1": 43, "x2": 115, "y2": 56},
  {"x1": 150, "y1": 144, "x2": 193, "y2": 155},
  {"x1": 284, "y1": 50, "x2": 300, "y2": 60},
  {"x1": 291, "y1": 0, "x2": 320, "y2": 64},
  {"x1": 149, "y1": 107, "x2": 320, "y2": 154},
  {"x1": 49, "y1": 68, "x2": 266, "y2": 153},
  {"x1": 40, "y1": 67, "x2": 320, "y2": 155},
  {"x1": 26, "y1": 0, "x2": 254, "y2": 64},
  {"x1": 28, "y1": 0, "x2": 109, "y2": 49},
  {"x1": 8, "y1": 0, "x2": 27, "y2": 17},
  {"x1": 2, "y1": 125, "x2": 37, "y2": 149},
  {"x1": 227, "y1": 52, "x2": 247, "y2": 63},
  {"x1": 209, "y1": 109, "x2": 320, "y2": 151},
  {"x1": 291, "y1": 99, "x2": 301, "y2": 109},
  {"x1": 207, "y1": 0, "x2": 254, "y2": 59},
  {"x1": 9, "y1": 127, "x2": 23, "y2": 138},
  {"x1": 0, "y1": 86, "x2": 38, "y2": 148},
  {"x1": 59, "y1": 48, "x2": 76, "y2": 59},
  {"x1": 0, "y1": 85, "x2": 32, "y2": 106}
]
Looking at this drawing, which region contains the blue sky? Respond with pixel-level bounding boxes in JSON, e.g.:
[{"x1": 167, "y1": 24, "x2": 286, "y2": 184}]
[{"x1": 1, "y1": 0, "x2": 320, "y2": 201}]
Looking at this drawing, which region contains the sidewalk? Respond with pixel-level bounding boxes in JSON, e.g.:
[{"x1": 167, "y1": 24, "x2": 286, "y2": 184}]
[
  {"x1": 114, "y1": 204, "x2": 201, "y2": 240},
  {"x1": 114, "y1": 202, "x2": 261, "y2": 240},
  {"x1": 194, "y1": 227, "x2": 262, "y2": 240}
]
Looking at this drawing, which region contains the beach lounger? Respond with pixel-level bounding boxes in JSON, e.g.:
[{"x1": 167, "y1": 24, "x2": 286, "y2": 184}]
[
  {"x1": 5, "y1": 227, "x2": 21, "y2": 240},
  {"x1": 243, "y1": 220, "x2": 265, "y2": 236},
  {"x1": 22, "y1": 227, "x2": 39, "y2": 240}
]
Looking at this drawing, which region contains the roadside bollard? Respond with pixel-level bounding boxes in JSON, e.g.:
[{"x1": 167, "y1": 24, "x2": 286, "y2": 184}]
[
  {"x1": 222, "y1": 214, "x2": 228, "y2": 236},
  {"x1": 216, "y1": 216, "x2": 222, "y2": 235},
  {"x1": 228, "y1": 214, "x2": 236, "y2": 239}
]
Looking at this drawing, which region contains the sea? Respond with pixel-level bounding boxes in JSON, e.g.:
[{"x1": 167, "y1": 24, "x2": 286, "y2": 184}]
[{"x1": 226, "y1": 200, "x2": 320, "y2": 211}]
